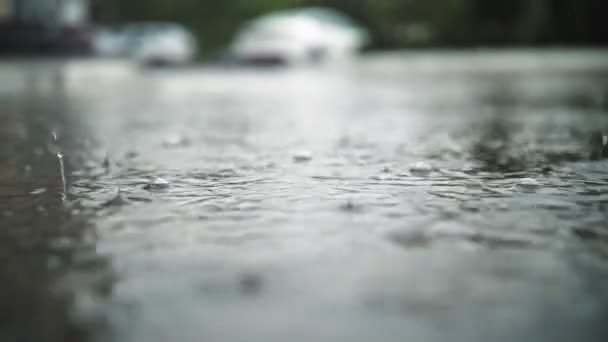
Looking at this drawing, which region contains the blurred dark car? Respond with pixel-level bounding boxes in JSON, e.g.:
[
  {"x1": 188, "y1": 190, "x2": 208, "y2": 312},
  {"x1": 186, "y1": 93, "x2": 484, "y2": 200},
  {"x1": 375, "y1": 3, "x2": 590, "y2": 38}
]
[
  {"x1": 0, "y1": 21, "x2": 93, "y2": 55},
  {"x1": 55, "y1": 25, "x2": 93, "y2": 54}
]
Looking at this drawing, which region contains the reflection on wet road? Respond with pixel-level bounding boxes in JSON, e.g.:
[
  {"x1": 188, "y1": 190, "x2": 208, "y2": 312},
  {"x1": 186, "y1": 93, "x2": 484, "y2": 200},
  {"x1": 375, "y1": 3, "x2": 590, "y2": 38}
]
[{"x1": 2, "y1": 51, "x2": 608, "y2": 342}]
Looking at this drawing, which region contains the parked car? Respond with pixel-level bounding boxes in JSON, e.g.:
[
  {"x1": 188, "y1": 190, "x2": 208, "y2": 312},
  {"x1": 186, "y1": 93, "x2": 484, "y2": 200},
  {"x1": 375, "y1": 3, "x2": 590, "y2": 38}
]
[
  {"x1": 0, "y1": 0, "x2": 93, "y2": 55},
  {"x1": 123, "y1": 23, "x2": 197, "y2": 65},
  {"x1": 55, "y1": 24, "x2": 93, "y2": 54},
  {"x1": 92, "y1": 26, "x2": 126, "y2": 57},
  {"x1": 230, "y1": 7, "x2": 369, "y2": 66},
  {"x1": 0, "y1": 21, "x2": 92, "y2": 55}
]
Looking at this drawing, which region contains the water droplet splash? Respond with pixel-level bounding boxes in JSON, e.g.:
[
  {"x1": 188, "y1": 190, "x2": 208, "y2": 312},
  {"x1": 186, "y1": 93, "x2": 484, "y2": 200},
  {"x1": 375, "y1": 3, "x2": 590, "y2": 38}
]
[
  {"x1": 144, "y1": 177, "x2": 170, "y2": 190},
  {"x1": 57, "y1": 152, "x2": 67, "y2": 201},
  {"x1": 51, "y1": 131, "x2": 67, "y2": 202}
]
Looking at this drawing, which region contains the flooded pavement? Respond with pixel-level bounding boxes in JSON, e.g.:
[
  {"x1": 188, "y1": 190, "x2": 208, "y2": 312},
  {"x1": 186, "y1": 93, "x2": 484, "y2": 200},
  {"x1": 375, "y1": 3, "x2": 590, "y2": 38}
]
[{"x1": 2, "y1": 50, "x2": 608, "y2": 342}]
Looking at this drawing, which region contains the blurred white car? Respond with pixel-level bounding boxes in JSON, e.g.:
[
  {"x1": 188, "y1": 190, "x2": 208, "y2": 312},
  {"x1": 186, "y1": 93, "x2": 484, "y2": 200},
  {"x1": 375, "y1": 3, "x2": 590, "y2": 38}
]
[
  {"x1": 123, "y1": 23, "x2": 197, "y2": 65},
  {"x1": 231, "y1": 7, "x2": 369, "y2": 66},
  {"x1": 93, "y1": 27, "x2": 126, "y2": 57}
]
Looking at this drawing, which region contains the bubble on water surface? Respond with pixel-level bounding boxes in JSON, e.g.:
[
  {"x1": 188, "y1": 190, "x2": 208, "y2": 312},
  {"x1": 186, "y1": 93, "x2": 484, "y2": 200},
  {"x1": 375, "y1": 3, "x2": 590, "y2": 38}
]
[
  {"x1": 516, "y1": 178, "x2": 541, "y2": 192},
  {"x1": 125, "y1": 150, "x2": 139, "y2": 159},
  {"x1": 162, "y1": 134, "x2": 191, "y2": 148},
  {"x1": 409, "y1": 161, "x2": 433, "y2": 176},
  {"x1": 292, "y1": 150, "x2": 313, "y2": 162},
  {"x1": 339, "y1": 200, "x2": 364, "y2": 213},
  {"x1": 387, "y1": 230, "x2": 433, "y2": 249},
  {"x1": 144, "y1": 177, "x2": 170, "y2": 190}
]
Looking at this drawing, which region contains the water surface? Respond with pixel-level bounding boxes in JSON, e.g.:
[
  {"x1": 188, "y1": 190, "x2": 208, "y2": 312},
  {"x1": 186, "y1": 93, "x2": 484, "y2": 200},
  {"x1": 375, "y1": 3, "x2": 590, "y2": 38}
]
[{"x1": 2, "y1": 50, "x2": 608, "y2": 342}]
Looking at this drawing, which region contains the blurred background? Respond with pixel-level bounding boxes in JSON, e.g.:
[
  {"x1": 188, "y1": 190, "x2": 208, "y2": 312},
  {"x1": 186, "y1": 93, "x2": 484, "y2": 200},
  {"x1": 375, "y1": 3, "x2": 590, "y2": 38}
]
[
  {"x1": 0, "y1": 0, "x2": 607, "y2": 59},
  {"x1": 96, "y1": 0, "x2": 607, "y2": 52},
  {"x1": 2, "y1": 2, "x2": 608, "y2": 342}
]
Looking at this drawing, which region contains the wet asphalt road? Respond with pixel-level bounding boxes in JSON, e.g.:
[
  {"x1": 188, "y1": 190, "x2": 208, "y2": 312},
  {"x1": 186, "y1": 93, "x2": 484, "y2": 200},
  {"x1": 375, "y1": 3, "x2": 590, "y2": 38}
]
[{"x1": 2, "y1": 50, "x2": 608, "y2": 342}]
